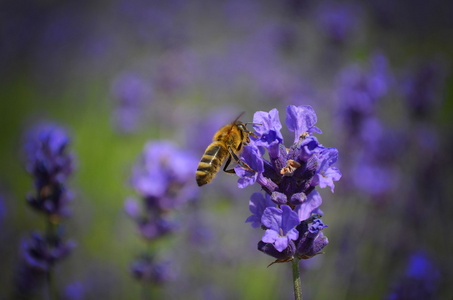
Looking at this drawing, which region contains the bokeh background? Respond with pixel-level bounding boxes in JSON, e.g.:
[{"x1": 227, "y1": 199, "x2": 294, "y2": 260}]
[{"x1": 1, "y1": 0, "x2": 453, "y2": 299}]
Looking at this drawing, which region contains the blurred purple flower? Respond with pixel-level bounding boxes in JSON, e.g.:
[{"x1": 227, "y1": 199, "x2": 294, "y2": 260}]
[
  {"x1": 335, "y1": 54, "x2": 393, "y2": 136},
  {"x1": 126, "y1": 140, "x2": 199, "y2": 283},
  {"x1": 64, "y1": 281, "x2": 86, "y2": 300},
  {"x1": 388, "y1": 252, "x2": 441, "y2": 300},
  {"x1": 402, "y1": 61, "x2": 447, "y2": 118},
  {"x1": 131, "y1": 255, "x2": 177, "y2": 284},
  {"x1": 21, "y1": 232, "x2": 75, "y2": 272},
  {"x1": 24, "y1": 123, "x2": 74, "y2": 217},
  {"x1": 315, "y1": 2, "x2": 360, "y2": 43},
  {"x1": 130, "y1": 141, "x2": 199, "y2": 211},
  {"x1": 110, "y1": 72, "x2": 153, "y2": 134},
  {"x1": 0, "y1": 194, "x2": 5, "y2": 224},
  {"x1": 126, "y1": 141, "x2": 198, "y2": 240}
]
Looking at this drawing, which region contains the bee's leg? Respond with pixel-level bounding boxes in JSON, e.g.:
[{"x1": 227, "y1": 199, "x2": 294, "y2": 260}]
[
  {"x1": 223, "y1": 146, "x2": 256, "y2": 173},
  {"x1": 223, "y1": 154, "x2": 236, "y2": 174}
]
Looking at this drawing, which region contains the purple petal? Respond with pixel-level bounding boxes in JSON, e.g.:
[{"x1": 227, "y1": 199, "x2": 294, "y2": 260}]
[
  {"x1": 280, "y1": 205, "x2": 300, "y2": 235},
  {"x1": 318, "y1": 167, "x2": 342, "y2": 192},
  {"x1": 317, "y1": 147, "x2": 339, "y2": 174},
  {"x1": 274, "y1": 236, "x2": 289, "y2": 252},
  {"x1": 246, "y1": 193, "x2": 275, "y2": 228},
  {"x1": 262, "y1": 229, "x2": 279, "y2": 244},
  {"x1": 253, "y1": 108, "x2": 283, "y2": 136},
  {"x1": 295, "y1": 190, "x2": 323, "y2": 221},
  {"x1": 124, "y1": 197, "x2": 141, "y2": 219},
  {"x1": 286, "y1": 105, "x2": 321, "y2": 144},
  {"x1": 261, "y1": 207, "x2": 282, "y2": 231}
]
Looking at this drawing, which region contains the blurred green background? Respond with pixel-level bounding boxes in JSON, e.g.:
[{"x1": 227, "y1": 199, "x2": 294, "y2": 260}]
[{"x1": 1, "y1": 0, "x2": 453, "y2": 299}]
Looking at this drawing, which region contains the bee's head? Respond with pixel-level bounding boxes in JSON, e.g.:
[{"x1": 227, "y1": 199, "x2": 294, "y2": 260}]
[
  {"x1": 237, "y1": 122, "x2": 247, "y2": 132},
  {"x1": 237, "y1": 121, "x2": 260, "y2": 139}
]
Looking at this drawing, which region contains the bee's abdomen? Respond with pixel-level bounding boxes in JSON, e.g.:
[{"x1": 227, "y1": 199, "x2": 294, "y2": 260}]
[{"x1": 196, "y1": 142, "x2": 227, "y2": 186}]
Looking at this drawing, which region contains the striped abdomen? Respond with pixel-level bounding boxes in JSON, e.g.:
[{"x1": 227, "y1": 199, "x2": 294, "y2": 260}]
[{"x1": 196, "y1": 142, "x2": 228, "y2": 186}]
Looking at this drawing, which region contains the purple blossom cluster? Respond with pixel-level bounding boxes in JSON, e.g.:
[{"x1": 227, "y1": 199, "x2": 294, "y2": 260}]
[
  {"x1": 314, "y1": 2, "x2": 360, "y2": 44},
  {"x1": 124, "y1": 141, "x2": 198, "y2": 284},
  {"x1": 387, "y1": 252, "x2": 441, "y2": 299},
  {"x1": 334, "y1": 54, "x2": 402, "y2": 197},
  {"x1": 110, "y1": 72, "x2": 154, "y2": 134},
  {"x1": 17, "y1": 123, "x2": 76, "y2": 295},
  {"x1": 24, "y1": 123, "x2": 75, "y2": 217},
  {"x1": 236, "y1": 105, "x2": 341, "y2": 263}
]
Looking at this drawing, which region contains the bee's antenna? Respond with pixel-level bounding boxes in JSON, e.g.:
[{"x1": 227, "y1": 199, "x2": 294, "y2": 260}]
[{"x1": 245, "y1": 122, "x2": 262, "y2": 126}]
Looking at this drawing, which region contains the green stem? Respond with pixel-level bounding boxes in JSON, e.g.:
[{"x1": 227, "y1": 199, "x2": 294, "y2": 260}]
[
  {"x1": 141, "y1": 282, "x2": 152, "y2": 300},
  {"x1": 291, "y1": 257, "x2": 302, "y2": 300},
  {"x1": 45, "y1": 218, "x2": 58, "y2": 300}
]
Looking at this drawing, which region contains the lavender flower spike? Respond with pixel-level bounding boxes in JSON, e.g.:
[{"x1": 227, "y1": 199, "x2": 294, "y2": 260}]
[{"x1": 24, "y1": 123, "x2": 74, "y2": 217}]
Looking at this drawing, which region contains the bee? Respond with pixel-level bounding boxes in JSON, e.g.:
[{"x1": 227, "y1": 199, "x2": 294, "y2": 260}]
[{"x1": 196, "y1": 114, "x2": 258, "y2": 186}]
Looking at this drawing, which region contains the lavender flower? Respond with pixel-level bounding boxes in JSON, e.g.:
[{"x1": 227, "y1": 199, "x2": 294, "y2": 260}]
[
  {"x1": 64, "y1": 281, "x2": 86, "y2": 300},
  {"x1": 24, "y1": 123, "x2": 74, "y2": 218},
  {"x1": 402, "y1": 61, "x2": 447, "y2": 119},
  {"x1": 236, "y1": 105, "x2": 341, "y2": 197},
  {"x1": 314, "y1": 2, "x2": 360, "y2": 44},
  {"x1": 387, "y1": 252, "x2": 441, "y2": 300},
  {"x1": 238, "y1": 105, "x2": 340, "y2": 263},
  {"x1": 335, "y1": 54, "x2": 393, "y2": 136},
  {"x1": 131, "y1": 255, "x2": 177, "y2": 284},
  {"x1": 110, "y1": 72, "x2": 153, "y2": 134},
  {"x1": 21, "y1": 232, "x2": 75, "y2": 272},
  {"x1": 17, "y1": 122, "x2": 77, "y2": 297},
  {"x1": 130, "y1": 141, "x2": 198, "y2": 213},
  {"x1": 334, "y1": 54, "x2": 402, "y2": 197},
  {"x1": 126, "y1": 140, "x2": 198, "y2": 284}
]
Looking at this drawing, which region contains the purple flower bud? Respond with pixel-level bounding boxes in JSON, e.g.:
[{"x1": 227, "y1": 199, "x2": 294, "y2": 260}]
[
  {"x1": 258, "y1": 239, "x2": 296, "y2": 261},
  {"x1": 295, "y1": 219, "x2": 329, "y2": 259},
  {"x1": 271, "y1": 191, "x2": 288, "y2": 205},
  {"x1": 289, "y1": 192, "x2": 307, "y2": 206},
  {"x1": 387, "y1": 252, "x2": 441, "y2": 300}
]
